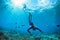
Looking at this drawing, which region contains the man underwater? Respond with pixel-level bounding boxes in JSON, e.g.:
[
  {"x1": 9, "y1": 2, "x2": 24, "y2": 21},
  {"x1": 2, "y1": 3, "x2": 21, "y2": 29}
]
[
  {"x1": 27, "y1": 12, "x2": 43, "y2": 35},
  {"x1": 23, "y1": 4, "x2": 43, "y2": 35}
]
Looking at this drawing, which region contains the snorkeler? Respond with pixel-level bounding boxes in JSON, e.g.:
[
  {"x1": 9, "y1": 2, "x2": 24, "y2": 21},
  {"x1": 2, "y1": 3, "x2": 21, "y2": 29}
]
[{"x1": 27, "y1": 12, "x2": 43, "y2": 35}]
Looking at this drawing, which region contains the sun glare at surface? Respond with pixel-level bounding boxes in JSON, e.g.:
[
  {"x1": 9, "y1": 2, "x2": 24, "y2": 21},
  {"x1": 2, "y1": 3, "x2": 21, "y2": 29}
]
[
  {"x1": 12, "y1": 0, "x2": 26, "y2": 8},
  {"x1": 9, "y1": 0, "x2": 57, "y2": 10}
]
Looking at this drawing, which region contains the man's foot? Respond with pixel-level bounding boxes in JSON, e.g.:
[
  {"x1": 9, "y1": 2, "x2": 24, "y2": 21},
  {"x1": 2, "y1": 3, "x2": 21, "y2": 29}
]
[{"x1": 39, "y1": 30, "x2": 43, "y2": 33}]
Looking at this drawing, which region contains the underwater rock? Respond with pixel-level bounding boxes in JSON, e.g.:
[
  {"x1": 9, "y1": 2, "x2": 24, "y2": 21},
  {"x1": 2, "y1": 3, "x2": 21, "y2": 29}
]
[
  {"x1": 0, "y1": 32, "x2": 9, "y2": 40},
  {"x1": 21, "y1": 37, "x2": 29, "y2": 40},
  {"x1": 0, "y1": 32, "x2": 4, "y2": 36},
  {"x1": 50, "y1": 38, "x2": 54, "y2": 40},
  {"x1": 58, "y1": 36, "x2": 60, "y2": 40},
  {"x1": 4, "y1": 36, "x2": 9, "y2": 40},
  {"x1": 9, "y1": 30, "x2": 17, "y2": 34},
  {"x1": 34, "y1": 37, "x2": 41, "y2": 40}
]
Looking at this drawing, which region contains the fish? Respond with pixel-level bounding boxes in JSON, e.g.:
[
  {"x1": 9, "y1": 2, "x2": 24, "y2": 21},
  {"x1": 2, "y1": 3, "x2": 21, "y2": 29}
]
[
  {"x1": 21, "y1": 25, "x2": 25, "y2": 26},
  {"x1": 56, "y1": 25, "x2": 60, "y2": 27}
]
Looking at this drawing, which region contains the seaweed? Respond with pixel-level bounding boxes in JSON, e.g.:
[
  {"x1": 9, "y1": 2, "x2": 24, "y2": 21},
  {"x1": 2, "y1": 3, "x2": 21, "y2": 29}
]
[
  {"x1": 0, "y1": 32, "x2": 9, "y2": 40},
  {"x1": 50, "y1": 38, "x2": 53, "y2": 40},
  {"x1": 0, "y1": 32, "x2": 4, "y2": 36},
  {"x1": 58, "y1": 36, "x2": 60, "y2": 40},
  {"x1": 34, "y1": 37, "x2": 41, "y2": 40}
]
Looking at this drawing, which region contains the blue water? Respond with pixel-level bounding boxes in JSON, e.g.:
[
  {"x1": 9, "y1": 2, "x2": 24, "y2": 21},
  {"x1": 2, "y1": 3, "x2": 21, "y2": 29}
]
[{"x1": 0, "y1": 0, "x2": 60, "y2": 40}]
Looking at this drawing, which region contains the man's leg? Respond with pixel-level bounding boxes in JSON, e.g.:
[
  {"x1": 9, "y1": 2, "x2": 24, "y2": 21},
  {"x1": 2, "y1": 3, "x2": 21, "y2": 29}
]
[
  {"x1": 36, "y1": 27, "x2": 43, "y2": 33},
  {"x1": 27, "y1": 27, "x2": 32, "y2": 35}
]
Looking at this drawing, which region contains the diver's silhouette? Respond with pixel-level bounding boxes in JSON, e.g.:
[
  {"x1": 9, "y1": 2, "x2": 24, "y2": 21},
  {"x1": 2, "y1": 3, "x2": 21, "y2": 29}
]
[{"x1": 27, "y1": 13, "x2": 43, "y2": 35}]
